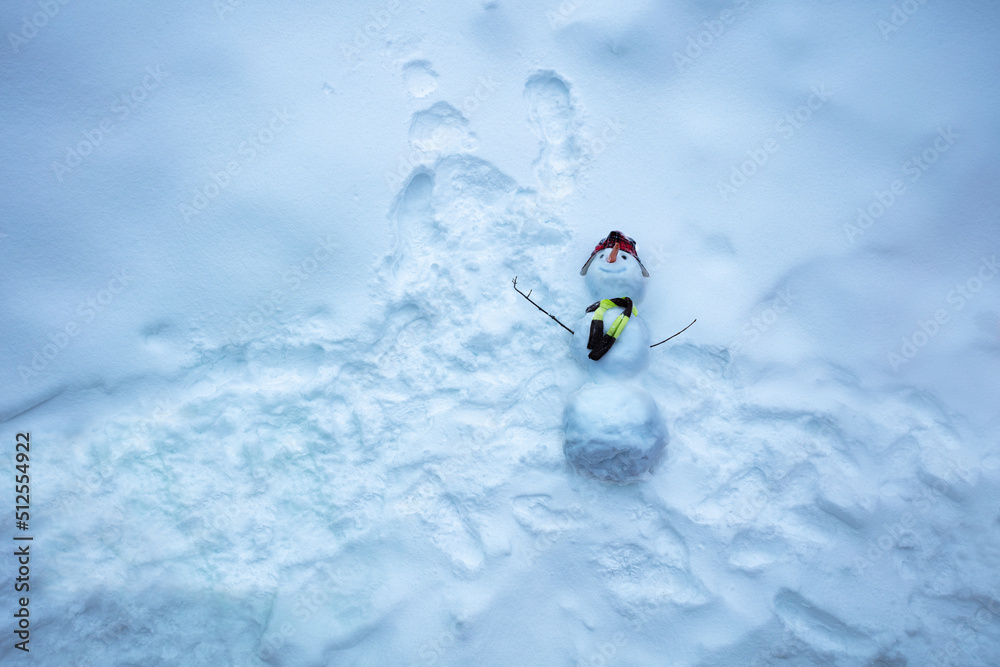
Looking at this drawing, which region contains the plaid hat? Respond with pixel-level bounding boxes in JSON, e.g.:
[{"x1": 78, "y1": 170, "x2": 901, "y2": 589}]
[{"x1": 580, "y1": 230, "x2": 649, "y2": 277}]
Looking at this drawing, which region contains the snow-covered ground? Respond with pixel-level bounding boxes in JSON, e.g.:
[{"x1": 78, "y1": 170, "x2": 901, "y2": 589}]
[{"x1": 2, "y1": 0, "x2": 1000, "y2": 664}]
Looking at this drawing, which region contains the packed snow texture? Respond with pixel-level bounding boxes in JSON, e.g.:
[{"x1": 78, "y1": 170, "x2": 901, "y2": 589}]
[
  {"x1": 564, "y1": 383, "x2": 668, "y2": 483},
  {"x1": 2, "y1": 1, "x2": 1000, "y2": 665}
]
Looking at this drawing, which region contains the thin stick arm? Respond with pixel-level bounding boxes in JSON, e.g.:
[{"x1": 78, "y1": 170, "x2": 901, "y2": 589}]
[
  {"x1": 511, "y1": 277, "x2": 575, "y2": 335},
  {"x1": 650, "y1": 319, "x2": 697, "y2": 348}
]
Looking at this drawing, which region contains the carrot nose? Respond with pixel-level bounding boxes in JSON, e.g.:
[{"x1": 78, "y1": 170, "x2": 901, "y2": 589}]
[{"x1": 608, "y1": 242, "x2": 620, "y2": 262}]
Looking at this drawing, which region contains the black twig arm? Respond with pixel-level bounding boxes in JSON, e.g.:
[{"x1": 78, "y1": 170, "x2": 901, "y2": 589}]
[
  {"x1": 512, "y1": 277, "x2": 575, "y2": 334},
  {"x1": 650, "y1": 319, "x2": 697, "y2": 348}
]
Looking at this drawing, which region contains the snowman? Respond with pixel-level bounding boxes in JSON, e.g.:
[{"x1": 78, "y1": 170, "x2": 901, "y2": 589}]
[{"x1": 515, "y1": 231, "x2": 691, "y2": 483}]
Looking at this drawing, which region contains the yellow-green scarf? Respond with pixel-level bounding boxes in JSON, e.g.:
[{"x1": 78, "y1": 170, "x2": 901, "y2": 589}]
[{"x1": 586, "y1": 297, "x2": 635, "y2": 360}]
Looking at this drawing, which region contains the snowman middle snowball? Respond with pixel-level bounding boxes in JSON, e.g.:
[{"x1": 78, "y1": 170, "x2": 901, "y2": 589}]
[{"x1": 564, "y1": 231, "x2": 667, "y2": 483}]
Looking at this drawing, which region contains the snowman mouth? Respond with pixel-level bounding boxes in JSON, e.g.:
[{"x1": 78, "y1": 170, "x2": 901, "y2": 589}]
[{"x1": 598, "y1": 266, "x2": 626, "y2": 274}]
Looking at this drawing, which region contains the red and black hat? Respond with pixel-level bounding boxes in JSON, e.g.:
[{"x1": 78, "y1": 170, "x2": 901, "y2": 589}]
[{"x1": 580, "y1": 230, "x2": 649, "y2": 277}]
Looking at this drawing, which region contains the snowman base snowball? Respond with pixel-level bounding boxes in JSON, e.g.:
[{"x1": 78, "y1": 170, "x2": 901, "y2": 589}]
[{"x1": 563, "y1": 383, "x2": 667, "y2": 483}]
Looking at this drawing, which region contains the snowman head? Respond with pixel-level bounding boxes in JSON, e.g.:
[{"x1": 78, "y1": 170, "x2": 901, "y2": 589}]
[{"x1": 580, "y1": 230, "x2": 649, "y2": 303}]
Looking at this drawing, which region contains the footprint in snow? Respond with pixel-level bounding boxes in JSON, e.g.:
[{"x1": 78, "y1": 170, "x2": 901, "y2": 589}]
[
  {"x1": 403, "y1": 59, "x2": 439, "y2": 98},
  {"x1": 524, "y1": 71, "x2": 581, "y2": 198}
]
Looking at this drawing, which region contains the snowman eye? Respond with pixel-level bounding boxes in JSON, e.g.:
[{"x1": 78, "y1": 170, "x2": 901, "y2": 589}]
[
  {"x1": 599, "y1": 252, "x2": 605, "y2": 258},
  {"x1": 621, "y1": 254, "x2": 628, "y2": 260}
]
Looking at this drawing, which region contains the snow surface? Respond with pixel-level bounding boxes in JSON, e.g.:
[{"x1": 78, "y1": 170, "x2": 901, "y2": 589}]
[{"x1": 2, "y1": 0, "x2": 1000, "y2": 665}]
